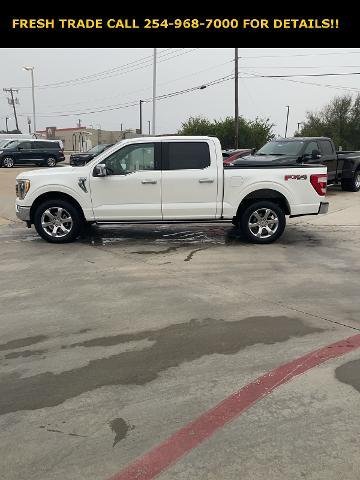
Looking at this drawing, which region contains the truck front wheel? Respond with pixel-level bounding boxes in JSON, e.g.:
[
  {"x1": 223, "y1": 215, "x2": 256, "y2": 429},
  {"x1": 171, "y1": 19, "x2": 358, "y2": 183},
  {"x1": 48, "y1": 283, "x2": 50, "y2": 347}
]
[
  {"x1": 341, "y1": 169, "x2": 360, "y2": 192},
  {"x1": 34, "y1": 199, "x2": 83, "y2": 243},
  {"x1": 239, "y1": 201, "x2": 286, "y2": 244}
]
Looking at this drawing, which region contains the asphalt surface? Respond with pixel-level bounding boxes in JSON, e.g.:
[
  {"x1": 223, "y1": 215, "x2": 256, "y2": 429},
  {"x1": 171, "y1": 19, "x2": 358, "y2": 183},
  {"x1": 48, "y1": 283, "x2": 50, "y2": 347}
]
[{"x1": 0, "y1": 165, "x2": 360, "y2": 480}]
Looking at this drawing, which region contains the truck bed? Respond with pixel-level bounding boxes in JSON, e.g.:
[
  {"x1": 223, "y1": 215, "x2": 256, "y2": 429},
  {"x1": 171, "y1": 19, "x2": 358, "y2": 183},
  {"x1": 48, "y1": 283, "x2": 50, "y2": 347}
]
[{"x1": 224, "y1": 159, "x2": 324, "y2": 168}]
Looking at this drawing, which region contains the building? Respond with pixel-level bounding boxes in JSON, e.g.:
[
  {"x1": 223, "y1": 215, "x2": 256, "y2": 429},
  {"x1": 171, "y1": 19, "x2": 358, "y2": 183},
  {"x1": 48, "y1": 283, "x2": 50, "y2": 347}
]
[{"x1": 36, "y1": 126, "x2": 145, "y2": 152}]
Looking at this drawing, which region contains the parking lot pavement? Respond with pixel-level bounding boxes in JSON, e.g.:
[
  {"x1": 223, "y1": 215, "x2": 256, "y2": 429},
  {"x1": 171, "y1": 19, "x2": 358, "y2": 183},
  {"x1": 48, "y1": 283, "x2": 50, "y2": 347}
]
[
  {"x1": 1, "y1": 166, "x2": 360, "y2": 480},
  {"x1": 0, "y1": 163, "x2": 66, "y2": 224}
]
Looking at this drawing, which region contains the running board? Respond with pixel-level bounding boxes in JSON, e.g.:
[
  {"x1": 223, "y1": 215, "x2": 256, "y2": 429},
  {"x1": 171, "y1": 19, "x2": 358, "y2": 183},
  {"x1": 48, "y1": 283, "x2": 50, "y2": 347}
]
[{"x1": 95, "y1": 219, "x2": 231, "y2": 225}]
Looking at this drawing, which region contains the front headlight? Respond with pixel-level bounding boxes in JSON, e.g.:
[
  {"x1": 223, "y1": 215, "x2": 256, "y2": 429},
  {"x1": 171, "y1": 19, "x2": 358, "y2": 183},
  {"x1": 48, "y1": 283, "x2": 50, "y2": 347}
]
[{"x1": 16, "y1": 179, "x2": 31, "y2": 199}]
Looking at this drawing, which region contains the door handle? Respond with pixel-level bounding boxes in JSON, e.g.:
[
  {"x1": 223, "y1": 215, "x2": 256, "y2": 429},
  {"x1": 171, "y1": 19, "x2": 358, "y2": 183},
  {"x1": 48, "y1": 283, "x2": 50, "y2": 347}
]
[
  {"x1": 199, "y1": 178, "x2": 214, "y2": 183},
  {"x1": 141, "y1": 179, "x2": 157, "y2": 184}
]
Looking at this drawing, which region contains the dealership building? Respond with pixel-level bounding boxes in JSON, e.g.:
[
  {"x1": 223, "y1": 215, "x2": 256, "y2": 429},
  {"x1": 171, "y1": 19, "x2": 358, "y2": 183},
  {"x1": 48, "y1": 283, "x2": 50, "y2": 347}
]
[{"x1": 36, "y1": 126, "x2": 144, "y2": 151}]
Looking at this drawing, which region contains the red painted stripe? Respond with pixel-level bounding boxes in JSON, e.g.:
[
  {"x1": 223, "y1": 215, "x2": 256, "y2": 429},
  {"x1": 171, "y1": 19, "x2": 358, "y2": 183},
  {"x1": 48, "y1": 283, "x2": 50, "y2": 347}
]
[{"x1": 108, "y1": 334, "x2": 360, "y2": 480}]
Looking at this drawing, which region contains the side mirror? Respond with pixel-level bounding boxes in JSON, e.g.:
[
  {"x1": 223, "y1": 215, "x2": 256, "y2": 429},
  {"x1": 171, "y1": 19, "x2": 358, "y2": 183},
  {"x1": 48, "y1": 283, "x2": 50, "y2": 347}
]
[
  {"x1": 94, "y1": 164, "x2": 107, "y2": 177},
  {"x1": 251, "y1": 148, "x2": 256, "y2": 155},
  {"x1": 311, "y1": 149, "x2": 321, "y2": 160}
]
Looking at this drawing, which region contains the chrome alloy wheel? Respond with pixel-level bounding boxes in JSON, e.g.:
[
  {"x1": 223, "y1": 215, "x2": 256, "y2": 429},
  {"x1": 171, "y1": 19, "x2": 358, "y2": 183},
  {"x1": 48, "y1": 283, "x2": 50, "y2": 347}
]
[
  {"x1": 47, "y1": 157, "x2": 56, "y2": 167},
  {"x1": 41, "y1": 207, "x2": 73, "y2": 238},
  {"x1": 248, "y1": 208, "x2": 279, "y2": 239},
  {"x1": 3, "y1": 157, "x2": 14, "y2": 167},
  {"x1": 355, "y1": 171, "x2": 360, "y2": 189}
]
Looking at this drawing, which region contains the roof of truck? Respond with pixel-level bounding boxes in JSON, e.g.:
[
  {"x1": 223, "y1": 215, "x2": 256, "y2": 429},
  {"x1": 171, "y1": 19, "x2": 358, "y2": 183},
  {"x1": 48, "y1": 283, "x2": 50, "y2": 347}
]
[{"x1": 274, "y1": 137, "x2": 332, "y2": 141}]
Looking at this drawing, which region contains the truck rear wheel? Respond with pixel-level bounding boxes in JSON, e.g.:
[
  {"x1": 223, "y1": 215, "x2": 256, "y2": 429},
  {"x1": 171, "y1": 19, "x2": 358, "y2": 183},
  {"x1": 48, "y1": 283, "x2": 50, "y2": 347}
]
[
  {"x1": 239, "y1": 201, "x2": 286, "y2": 244},
  {"x1": 34, "y1": 199, "x2": 82, "y2": 243},
  {"x1": 341, "y1": 169, "x2": 360, "y2": 192}
]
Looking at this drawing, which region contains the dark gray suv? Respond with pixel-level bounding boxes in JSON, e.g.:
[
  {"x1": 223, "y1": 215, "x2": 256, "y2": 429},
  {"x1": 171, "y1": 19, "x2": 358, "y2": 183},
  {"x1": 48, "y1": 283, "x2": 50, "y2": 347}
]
[{"x1": 0, "y1": 139, "x2": 65, "y2": 168}]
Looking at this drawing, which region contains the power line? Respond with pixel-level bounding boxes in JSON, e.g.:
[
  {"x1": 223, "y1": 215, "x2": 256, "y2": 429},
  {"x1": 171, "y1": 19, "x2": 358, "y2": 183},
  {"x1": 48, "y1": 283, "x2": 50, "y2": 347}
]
[
  {"x1": 240, "y1": 65, "x2": 360, "y2": 69},
  {"x1": 19, "y1": 69, "x2": 360, "y2": 118},
  {"x1": 42, "y1": 59, "x2": 234, "y2": 110},
  {"x1": 12, "y1": 49, "x2": 360, "y2": 91},
  {"x1": 37, "y1": 49, "x2": 193, "y2": 89},
  {"x1": 19, "y1": 76, "x2": 231, "y2": 117},
  {"x1": 242, "y1": 70, "x2": 360, "y2": 93},
  {"x1": 15, "y1": 48, "x2": 175, "y2": 89},
  {"x1": 242, "y1": 72, "x2": 360, "y2": 78},
  {"x1": 15, "y1": 49, "x2": 198, "y2": 90},
  {"x1": 238, "y1": 50, "x2": 360, "y2": 59}
]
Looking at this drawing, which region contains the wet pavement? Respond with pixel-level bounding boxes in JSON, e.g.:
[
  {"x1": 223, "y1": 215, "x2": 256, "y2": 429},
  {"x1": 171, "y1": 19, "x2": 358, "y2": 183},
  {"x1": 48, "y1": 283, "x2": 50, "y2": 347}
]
[{"x1": 1, "y1": 167, "x2": 360, "y2": 480}]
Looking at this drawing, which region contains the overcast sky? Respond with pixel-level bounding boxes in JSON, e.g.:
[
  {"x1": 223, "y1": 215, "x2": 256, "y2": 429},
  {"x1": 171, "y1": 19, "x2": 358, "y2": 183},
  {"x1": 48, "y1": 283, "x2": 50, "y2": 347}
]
[{"x1": 2, "y1": 48, "x2": 360, "y2": 142}]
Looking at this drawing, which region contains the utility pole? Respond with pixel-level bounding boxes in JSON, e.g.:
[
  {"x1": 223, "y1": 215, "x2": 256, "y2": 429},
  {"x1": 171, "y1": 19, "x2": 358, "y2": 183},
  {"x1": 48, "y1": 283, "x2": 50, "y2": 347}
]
[
  {"x1": 148, "y1": 120, "x2": 151, "y2": 135},
  {"x1": 285, "y1": 105, "x2": 290, "y2": 138},
  {"x1": 5, "y1": 116, "x2": 9, "y2": 132},
  {"x1": 3, "y1": 88, "x2": 20, "y2": 131},
  {"x1": 152, "y1": 48, "x2": 157, "y2": 135},
  {"x1": 139, "y1": 100, "x2": 144, "y2": 134},
  {"x1": 234, "y1": 48, "x2": 239, "y2": 149},
  {"x1": 297, "y1": 122, "x2": 303, "y2": 132}
]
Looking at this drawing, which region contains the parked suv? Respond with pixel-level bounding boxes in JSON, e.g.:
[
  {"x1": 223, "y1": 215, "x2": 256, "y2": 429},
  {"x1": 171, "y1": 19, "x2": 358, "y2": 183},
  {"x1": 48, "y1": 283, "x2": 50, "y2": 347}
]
[
  {"x1": 70, "y1": 143, "x2": 114, "y2": 166},
  {"x1": 0, "y1": 139, "x2": 65, "y2": 168}
]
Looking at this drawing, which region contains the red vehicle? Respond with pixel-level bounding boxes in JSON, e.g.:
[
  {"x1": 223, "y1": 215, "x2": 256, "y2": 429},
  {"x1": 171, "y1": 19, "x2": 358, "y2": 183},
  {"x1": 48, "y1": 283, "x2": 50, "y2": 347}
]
[{"x1": 223, "y1": 148, "x2": 253, "y2": 165}]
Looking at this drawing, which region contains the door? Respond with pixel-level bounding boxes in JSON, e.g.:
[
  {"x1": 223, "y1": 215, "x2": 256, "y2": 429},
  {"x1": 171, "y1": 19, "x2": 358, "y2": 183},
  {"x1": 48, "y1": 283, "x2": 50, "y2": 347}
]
[
  {"x1": 161, "y1": 140, "x2": 219, "y2": 219},
  {"x1": 16, "y1": 141, "x2": 34, "y2": 165},
  {"x1": 318, "y1": 139, "x2": 337, "y2": 182},
  {"x1": 90, "y1": 142, "x2": 162, "y2": 220},
  {"x1": 31, "y1": 141, "x2": 47, "y2": 164}
]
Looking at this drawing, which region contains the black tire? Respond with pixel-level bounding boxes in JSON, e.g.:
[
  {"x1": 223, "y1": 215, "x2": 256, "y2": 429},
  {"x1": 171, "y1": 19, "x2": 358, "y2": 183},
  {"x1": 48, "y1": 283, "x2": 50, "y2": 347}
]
[
  {"x1": 34, "y1": 199, "x2": 83, "y2": 243},
  {"x1": 2, "y1": 156, "x2": 14, "y2": 168},
  {"x1": 46, "y1": 157, "x2": 57, "y2": 167},
  {"x1": 341, "y1": 169, "x2": 360, "y2": 192},
  {"x1": 239, "y1": 201, "x2": 286, "y2": 244}
]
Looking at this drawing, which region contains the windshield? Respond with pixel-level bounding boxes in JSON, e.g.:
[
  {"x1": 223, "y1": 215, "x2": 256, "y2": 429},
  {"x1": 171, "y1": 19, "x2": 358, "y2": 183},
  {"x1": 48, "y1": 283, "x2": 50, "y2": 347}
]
[
  {"x1": 87, "y1": 144, "x2": 108, "y2": 155},
  {"x1": 0, "y1": 139, "x2": 12, "y2": 148},
  {"x1": 256, "y1": 141, "x2": 304, "y2": 156},
  {"x1": 3, "y1": 140, "x2": 19, "y2": 149}
]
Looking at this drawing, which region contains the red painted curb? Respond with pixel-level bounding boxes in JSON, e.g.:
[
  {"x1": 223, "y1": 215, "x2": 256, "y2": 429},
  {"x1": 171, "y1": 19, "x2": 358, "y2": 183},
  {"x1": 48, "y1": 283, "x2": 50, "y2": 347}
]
[{"x1": 108, "y1": 334, "x2": 360, "y2": 480}]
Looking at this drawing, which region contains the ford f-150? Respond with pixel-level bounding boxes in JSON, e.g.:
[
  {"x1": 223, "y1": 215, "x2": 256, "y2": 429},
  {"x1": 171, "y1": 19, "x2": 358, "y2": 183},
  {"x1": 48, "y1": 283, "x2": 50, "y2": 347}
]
[{"x1": 15, "y1": 136, "x2": 329, "y2": 244}]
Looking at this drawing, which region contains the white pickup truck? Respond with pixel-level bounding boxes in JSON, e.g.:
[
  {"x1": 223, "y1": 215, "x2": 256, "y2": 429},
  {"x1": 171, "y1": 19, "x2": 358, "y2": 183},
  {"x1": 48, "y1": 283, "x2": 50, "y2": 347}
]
[{"x1": 15, "y1": 136, "x2": 329, "y2": 244}]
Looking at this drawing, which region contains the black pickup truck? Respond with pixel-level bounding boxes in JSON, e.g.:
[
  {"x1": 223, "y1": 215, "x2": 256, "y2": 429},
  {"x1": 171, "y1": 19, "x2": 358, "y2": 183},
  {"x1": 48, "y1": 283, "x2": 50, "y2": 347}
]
[{"x1": 232, "y1": 137, "x2": 360, "y2": 192}]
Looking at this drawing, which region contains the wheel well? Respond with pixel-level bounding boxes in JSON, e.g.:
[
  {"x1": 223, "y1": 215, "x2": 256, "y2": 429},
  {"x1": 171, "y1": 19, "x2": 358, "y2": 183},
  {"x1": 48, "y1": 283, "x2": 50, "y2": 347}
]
[
  {"x1": 30, "y1": 192, "x2": 85, "y2": 223},
  {"x1": 236, "y1": 189, "x2": 291, "y2": 218}
]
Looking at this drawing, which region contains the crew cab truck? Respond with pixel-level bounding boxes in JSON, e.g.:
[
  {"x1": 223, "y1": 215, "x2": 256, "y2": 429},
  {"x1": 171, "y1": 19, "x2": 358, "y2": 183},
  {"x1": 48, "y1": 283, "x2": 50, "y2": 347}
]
[
  {"x1": 237, "y1": 137, "x2": 360, "y2": 192},
  {"x1": 15, "y1": 136, "x2": 329, "y2": 245}
]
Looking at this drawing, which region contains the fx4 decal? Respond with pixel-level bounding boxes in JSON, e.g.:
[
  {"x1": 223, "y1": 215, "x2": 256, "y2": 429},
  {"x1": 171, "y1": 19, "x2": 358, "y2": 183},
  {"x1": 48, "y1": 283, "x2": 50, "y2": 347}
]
[{"x1": 284, "y1": 174, "x2": 307, "y2": 181}]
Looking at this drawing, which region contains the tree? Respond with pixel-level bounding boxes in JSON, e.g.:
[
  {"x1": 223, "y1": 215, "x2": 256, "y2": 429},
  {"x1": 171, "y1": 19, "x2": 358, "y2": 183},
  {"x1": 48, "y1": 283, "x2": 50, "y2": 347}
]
[
  {"x1": 178, "y1": 116, "x2": 274, "y2": 149},
  {"x1": 178, "y1": 116, "x2": 213, "y2": 137},
  {"x1": 298, "y1": 94, "x2": 360, "y2": 150}
]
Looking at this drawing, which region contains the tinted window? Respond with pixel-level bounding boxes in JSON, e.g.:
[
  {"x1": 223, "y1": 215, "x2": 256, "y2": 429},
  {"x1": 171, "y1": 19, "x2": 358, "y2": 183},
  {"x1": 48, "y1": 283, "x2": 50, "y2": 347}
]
[
  {"x1": 30, "y1": 141, "x2": 58, "y2": 149},
  {"x1": 166, "y1": 142, "x2": 210, "y2": 169},
  {"x1": 103, "y1": 143, "x2": 155, "y2": 175},
  {"x1": 32, "y1": 141, "x2": 46, "y2": 149},
  {"x1": 319, "y1": 140, "x2": 334, "y2": 155},
  {"x1": 18, "y1": 142, "x2": 31, "y2": 150},
  {"x1": 304, "y1": 141, "x2": 319, "y2": 155},
  {"x1": 45, "y1": 141, "x2": 59, "y2": 149}
]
